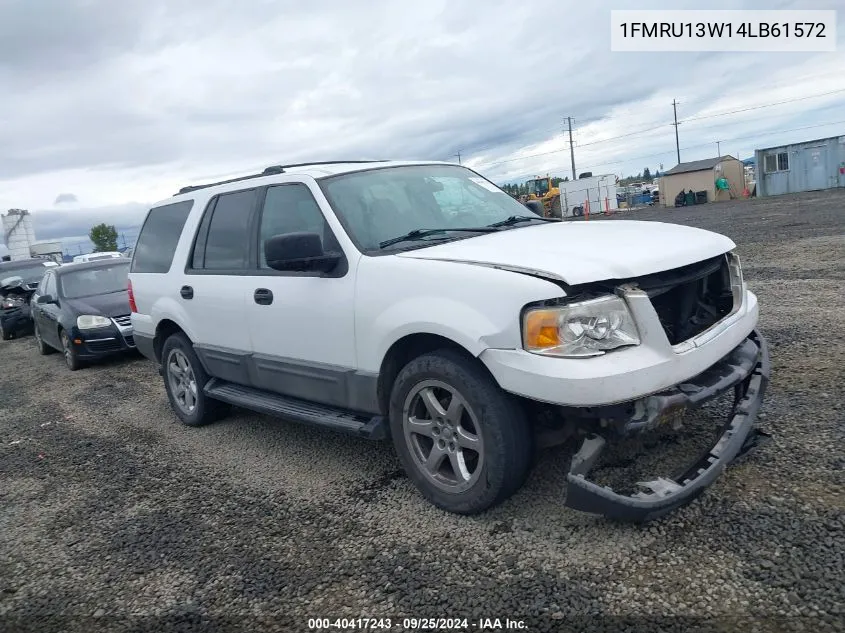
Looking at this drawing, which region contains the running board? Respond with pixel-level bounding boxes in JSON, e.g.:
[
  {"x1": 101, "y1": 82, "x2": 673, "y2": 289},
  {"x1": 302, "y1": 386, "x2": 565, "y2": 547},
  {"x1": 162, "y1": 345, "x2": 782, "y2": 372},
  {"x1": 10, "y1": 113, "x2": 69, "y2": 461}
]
[{"x1": 203, "y1": 378, "x2": 387, "y2": 440}]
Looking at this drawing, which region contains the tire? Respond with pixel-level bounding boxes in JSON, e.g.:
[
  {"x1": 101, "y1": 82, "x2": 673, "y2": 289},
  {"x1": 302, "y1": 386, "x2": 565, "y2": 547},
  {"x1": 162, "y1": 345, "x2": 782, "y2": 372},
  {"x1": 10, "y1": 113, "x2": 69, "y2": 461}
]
[
  {"x1": 33, "y1": 322, "x2": 52, "y2": 355},
  {"x1": 550, "y1": 195, "x2": 562, "y2": 219},
  {"x1": 523, "y1": 200, "x2": 544, "y2": 216},
  {"x1": 573, "y1": 206, "x2": 584, "y2": 217},
  {"x1": 161, "y1": 332, "x2": 229, "y2": 427},
  {"x1": 60, "y1": 329, "x2": 83, "y2": 371},
  {"x1": 388, "y1": 349, "x2": 533, "y2": 515},
  {"x1": 0, "y1": 322, "x2": 10, "y2": 341}
]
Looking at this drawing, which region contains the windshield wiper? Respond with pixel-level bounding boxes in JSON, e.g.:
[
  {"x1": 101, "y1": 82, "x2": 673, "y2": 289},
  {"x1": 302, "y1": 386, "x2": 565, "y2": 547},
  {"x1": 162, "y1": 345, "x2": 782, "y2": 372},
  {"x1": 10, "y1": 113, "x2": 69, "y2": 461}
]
[
  {"x1": 487, "y1": 215, "x2": 560, "y2": 228},
  {"x1": 379, "y1": 227, "x2": 498, "y2": 249}
]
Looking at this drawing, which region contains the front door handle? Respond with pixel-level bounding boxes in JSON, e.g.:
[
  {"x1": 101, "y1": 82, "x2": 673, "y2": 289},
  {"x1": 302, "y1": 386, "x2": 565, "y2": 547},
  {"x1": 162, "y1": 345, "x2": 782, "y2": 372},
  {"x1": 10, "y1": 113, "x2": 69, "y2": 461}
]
[
  {"x1": 180, "y1": 285, "x2": 193, "y2": 300},
  {"x1": 254, "y1": 288, "x2": 273, "y2": 305}
]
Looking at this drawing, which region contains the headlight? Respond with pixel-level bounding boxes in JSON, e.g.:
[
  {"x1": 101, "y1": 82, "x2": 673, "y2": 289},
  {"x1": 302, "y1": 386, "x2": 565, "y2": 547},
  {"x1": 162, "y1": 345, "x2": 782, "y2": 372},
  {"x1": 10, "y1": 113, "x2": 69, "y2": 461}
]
[
  {"x1": 523, "y1": 295, "x2": 640, "y2": 358},
  {"x1": 77, "y1": 315, "x2": 111, "y2": 329}
]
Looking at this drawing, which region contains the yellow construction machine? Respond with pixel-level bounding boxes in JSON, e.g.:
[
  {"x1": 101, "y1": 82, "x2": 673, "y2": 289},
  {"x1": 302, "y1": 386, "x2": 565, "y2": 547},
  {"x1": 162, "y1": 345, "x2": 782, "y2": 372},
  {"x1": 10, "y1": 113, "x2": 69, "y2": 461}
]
[{"x1": 524, "y1": 175, "x2": 562, "y2": 218}]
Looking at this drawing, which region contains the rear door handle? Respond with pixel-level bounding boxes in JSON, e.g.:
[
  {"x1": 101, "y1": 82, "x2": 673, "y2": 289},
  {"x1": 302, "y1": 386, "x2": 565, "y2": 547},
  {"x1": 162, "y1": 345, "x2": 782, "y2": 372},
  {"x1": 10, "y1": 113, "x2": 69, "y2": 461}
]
[
  {"x1": 180, "y1": 285, "x2": 193, "y2": 300},
  {"x1": 254, "y1": 288, "x2": 273, "y2": 305}
]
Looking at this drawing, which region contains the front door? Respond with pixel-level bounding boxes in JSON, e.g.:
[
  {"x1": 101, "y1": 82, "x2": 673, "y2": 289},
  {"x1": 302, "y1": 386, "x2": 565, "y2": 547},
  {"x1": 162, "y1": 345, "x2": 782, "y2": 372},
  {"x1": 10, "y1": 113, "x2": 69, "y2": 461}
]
[{"x1": 245, "y1": 182, "x2": 358, "y2": 409}]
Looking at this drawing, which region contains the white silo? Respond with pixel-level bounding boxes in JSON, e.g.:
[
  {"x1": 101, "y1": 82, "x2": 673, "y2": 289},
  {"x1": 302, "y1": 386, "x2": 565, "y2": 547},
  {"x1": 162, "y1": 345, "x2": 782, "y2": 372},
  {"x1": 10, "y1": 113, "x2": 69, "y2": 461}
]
[{"x1": 2, "y1": 209, "x2": 37, "y2": 261}]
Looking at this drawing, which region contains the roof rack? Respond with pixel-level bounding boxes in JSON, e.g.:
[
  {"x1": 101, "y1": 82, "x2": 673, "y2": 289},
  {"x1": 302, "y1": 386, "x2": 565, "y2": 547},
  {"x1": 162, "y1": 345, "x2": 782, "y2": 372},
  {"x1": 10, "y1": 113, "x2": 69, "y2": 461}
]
[{"x1": 174, "y1": 160, "x2": 388, "y2": 195}]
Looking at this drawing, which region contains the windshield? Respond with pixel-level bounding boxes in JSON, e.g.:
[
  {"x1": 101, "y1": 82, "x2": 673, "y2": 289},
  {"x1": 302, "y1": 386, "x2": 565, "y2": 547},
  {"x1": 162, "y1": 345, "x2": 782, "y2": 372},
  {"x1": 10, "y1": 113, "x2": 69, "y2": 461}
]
[
  {"x1": 0, "y1": 264, "x2": 51, "y2": 284},
  {"x1": 527, "y1": 179, "x2": 550, "y2": 196},
  {"x1": 320, "y1": 165, "x2": 540, "y2": 252},
  {"x1": 59, "y1": 262, "x2": 129, "y2": 299}
]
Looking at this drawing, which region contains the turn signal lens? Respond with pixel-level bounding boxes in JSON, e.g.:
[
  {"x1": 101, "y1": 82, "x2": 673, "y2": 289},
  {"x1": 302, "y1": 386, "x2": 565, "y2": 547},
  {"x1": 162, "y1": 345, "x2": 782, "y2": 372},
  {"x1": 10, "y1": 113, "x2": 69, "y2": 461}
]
[{"x1": 523, "y1": 309, "x2": 561, "y2": 350}]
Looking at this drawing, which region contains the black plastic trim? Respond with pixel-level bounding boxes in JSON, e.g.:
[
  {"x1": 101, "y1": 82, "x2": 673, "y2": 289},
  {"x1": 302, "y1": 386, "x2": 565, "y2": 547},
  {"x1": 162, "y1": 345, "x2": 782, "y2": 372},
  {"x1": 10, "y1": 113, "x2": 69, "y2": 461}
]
[
  {"x1": 194, "y1": 344, "x2": 381, "y2": 415},
  {"x1": 134, "y1": 332, "x2": 156, "y2": 362},
  {"x1": 564, "y1": 329, "x2": 770, "y2": 522},
  {"x1": 203, "y1": 378, "x2": 387, "y2": 440}
]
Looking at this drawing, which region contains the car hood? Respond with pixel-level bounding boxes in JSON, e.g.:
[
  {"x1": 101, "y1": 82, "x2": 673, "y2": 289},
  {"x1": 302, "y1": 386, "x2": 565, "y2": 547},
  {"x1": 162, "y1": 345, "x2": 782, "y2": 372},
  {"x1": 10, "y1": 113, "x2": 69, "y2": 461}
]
[
  {"x1": 65, "y1": 291, "x2": 131, "y2": 318},
  {"x1": 396, "y1": 220, "x2": 736, "y2": 285}
]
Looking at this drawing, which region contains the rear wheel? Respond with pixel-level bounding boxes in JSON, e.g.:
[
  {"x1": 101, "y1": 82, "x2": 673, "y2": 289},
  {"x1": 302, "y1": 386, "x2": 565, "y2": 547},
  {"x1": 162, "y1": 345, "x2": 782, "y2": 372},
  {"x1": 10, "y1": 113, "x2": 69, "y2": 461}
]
[
  {"x1": 0, "y1": 322, "x2": 11, "y2": 341},
  {"x1": 550, "y1": 195, "x2": 562, "y2": 218},
  {"x1": 161, "y1": 332, "x2": 229, "y2": 427},
  {"x1": 389, "y1": 349, "x2": 533, "y2": 515},
  {"x1": 33, "y1": 322, "x2": 52, "y2": 355}
]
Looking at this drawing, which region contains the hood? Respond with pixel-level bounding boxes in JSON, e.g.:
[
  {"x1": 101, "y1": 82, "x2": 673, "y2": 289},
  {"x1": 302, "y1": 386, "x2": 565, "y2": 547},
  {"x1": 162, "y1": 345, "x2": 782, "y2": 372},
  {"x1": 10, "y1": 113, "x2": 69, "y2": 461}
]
[
  {"x1": 65, "y1": 291, "x2": 131, "y2": 318},
  {"x1": 396, "y1": 220, "x2": 735, "y2": 286}
]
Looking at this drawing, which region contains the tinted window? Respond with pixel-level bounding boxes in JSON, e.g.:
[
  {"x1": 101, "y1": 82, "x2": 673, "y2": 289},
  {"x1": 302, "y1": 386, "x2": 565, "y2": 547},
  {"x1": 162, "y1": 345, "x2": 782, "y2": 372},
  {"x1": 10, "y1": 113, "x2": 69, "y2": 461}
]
[
  {"x1": 131, "y1": 201, "x2": 194, "y2": 273},
  {"x1": 259, "y1": 185, "x2": 332, "y2": 268},
  {"x1": 59, "y1": 263, "x2": 130, "y2": 299},
  {"x1": 200, "y1": 189, "x2": 256, "y2": 270}
]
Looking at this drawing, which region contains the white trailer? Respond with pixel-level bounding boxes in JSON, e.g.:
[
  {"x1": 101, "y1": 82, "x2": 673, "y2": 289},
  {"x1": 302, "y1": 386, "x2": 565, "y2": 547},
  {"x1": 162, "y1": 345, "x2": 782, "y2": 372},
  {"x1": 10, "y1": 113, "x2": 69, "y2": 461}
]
[{"x1": 557, "y1": 175, "x2": 619, "y2": 218}]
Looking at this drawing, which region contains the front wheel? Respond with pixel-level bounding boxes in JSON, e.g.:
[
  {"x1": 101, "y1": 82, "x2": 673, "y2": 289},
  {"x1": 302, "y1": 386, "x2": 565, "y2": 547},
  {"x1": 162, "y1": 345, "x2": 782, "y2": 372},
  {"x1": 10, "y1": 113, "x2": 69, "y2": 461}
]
[
  {"x1": 389, "y1": 350, "x2": 533, "y2": 515},
  {"x1": 60, "y1": 330, "x2": 83, "y2": 371}
]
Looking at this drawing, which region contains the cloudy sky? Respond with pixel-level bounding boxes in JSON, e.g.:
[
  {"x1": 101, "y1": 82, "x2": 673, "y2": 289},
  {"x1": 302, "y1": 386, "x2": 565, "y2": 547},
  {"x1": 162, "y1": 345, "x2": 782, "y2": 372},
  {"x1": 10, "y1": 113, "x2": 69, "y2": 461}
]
[{"x1": 1, "y1": 0, "x2": 843, "y2": 254}]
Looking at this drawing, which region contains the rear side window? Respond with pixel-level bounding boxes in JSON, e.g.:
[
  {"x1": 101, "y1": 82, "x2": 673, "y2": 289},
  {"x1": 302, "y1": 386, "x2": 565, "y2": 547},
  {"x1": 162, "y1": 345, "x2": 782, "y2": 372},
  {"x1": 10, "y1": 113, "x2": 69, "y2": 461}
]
[
  {"x1": 191, "y1": 189, "x2": 256, "y2": 270},
  {"x1": 131, "y1": 201, "x2": 194, "y2": 273}
]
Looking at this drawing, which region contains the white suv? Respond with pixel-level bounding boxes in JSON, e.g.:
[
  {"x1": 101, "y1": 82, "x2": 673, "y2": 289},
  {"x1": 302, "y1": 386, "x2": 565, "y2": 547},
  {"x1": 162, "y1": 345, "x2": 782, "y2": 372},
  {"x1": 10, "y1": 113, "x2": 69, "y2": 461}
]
[{"x1": 129, "y1": 160, "x2": 769, "y2": 521}]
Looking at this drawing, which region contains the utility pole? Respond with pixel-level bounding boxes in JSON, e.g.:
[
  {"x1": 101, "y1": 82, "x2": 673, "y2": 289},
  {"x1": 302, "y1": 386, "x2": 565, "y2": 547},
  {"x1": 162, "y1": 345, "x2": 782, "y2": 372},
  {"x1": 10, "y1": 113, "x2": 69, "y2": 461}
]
[
  {"x1": 454, "y1": 151, "x2": 462, "y2": 165},
  {"x1": 566, "y1": 116, "x2": 576, "y2": 180},
  {"x1": 120, "y1": 232, "x2": 127, "y2": 249},
  {"x1": 672, "y1": 100, "x2": 681, "y2": 164},
  {"x1": 716, "y1": 141, "x2": 721, "y2": 157}
]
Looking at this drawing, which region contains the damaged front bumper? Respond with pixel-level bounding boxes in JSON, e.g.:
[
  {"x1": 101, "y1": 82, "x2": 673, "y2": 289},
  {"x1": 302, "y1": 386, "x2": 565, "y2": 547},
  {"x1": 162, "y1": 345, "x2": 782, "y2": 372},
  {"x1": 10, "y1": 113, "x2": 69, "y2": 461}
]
[{"x1": 564, "y1": 329, "x2": 770, "y2": 522}]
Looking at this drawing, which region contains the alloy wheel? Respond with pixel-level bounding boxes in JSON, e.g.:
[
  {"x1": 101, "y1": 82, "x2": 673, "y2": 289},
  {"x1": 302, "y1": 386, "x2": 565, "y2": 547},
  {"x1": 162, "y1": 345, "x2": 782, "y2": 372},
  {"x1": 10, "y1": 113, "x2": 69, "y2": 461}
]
[
  {"x1": 167, "y1": 348, "x2": 198, "y2": 415},
  {"x1": 402, "y1": 379, "x2": 484, "y2": 494}
]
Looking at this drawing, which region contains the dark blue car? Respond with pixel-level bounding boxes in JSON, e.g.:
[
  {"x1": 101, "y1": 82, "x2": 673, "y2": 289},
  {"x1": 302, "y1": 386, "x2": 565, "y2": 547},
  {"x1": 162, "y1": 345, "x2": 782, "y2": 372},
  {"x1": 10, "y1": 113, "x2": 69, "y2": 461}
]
[{"x1": 31, "y1": 259, "x2": 135, "y2": 371}]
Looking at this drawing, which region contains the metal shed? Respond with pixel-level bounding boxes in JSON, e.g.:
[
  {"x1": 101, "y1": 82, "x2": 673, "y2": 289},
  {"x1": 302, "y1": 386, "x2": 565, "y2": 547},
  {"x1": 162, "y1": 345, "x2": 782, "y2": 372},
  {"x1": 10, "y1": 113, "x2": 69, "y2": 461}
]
[{"x1": 754, "y1": 135, "x2": 845, "y2": 197}]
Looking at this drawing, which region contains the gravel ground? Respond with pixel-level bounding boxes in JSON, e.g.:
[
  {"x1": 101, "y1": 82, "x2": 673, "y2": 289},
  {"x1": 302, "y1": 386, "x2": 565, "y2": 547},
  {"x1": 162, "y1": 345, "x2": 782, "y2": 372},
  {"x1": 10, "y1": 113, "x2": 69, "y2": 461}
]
[{"x1": 1, "y1": 189, "x2": 843, "y2": 633}]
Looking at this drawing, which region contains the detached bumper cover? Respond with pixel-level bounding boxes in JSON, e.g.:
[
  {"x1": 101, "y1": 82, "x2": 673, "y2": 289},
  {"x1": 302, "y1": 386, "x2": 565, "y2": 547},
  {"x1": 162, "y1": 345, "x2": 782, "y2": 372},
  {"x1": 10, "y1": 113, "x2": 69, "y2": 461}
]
[{"x1": 564, "y1": 329, "x2": 770, "y2": 522}]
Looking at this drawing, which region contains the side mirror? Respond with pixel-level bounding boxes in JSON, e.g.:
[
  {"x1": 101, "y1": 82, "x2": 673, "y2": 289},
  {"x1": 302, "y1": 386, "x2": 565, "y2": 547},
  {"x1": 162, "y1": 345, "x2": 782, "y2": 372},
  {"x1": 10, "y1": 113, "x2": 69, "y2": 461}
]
[
  {"x1": 36, "y1": 294, "x2": 55, "y2": 305},
  {"x1": 265, "y1": 232, "x2": 341, "y2": 273}
]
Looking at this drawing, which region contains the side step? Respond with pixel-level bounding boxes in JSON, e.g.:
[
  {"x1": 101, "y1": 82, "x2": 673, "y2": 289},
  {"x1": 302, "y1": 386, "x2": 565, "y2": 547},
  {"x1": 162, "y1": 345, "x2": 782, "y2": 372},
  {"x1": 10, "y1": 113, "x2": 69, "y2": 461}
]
[{"x1": 203, "y1": 378, "x2": 387, "y2": 440}]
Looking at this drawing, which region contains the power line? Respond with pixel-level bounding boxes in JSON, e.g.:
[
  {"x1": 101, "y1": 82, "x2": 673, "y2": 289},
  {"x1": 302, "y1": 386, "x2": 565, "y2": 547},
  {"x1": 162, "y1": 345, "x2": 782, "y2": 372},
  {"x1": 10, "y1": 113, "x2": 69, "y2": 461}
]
[
  {"x1": 567, "y1": 118, "x2": 845, "y2": 175},
  {"x1": 452, "y1": 84, "x2": 845, "y2": 166},
  {"x1": 679, "y1": 88, "x2": 845, "y2": 124}
]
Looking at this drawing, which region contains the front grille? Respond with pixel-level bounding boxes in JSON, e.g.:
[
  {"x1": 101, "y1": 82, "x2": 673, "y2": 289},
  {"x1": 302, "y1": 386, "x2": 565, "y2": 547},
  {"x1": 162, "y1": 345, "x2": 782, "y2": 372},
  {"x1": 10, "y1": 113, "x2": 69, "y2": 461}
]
[
  {"x1": 112, "y1": 314, "x2": 132, "y2": 327},
  {"x1": 637, "y1": 256, "x2": 737, "y2": 346},
  {"x1": 85, "y1": 339, "x2": 122, "y2": 353}
]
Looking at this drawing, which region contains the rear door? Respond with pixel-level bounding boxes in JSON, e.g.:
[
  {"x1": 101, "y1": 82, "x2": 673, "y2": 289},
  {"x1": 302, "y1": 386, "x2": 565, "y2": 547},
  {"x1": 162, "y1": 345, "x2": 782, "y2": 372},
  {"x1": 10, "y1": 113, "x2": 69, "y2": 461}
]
[
  {"x1": 181, "y1": 188, "x2": 258, "y2": 385},
  {"x1": 32, "y1": 271, "x2": 61, "y2": 347}
]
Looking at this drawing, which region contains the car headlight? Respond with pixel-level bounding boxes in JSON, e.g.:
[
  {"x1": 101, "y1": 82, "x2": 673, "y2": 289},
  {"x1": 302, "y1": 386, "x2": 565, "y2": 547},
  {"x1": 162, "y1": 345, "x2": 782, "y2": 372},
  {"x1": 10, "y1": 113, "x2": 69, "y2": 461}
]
[
  {"x1": 77, "y1": 315, "x2": 111, "y2": 329},
  {"x1": 523, "y1": 295, "x2": 640, "y2": 358}
]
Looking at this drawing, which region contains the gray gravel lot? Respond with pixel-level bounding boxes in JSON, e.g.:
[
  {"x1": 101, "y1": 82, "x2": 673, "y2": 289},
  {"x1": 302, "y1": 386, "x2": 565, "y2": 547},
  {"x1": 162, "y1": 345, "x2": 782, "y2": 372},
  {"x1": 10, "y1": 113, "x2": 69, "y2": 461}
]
[{"x1": 1, "y1": 189, "x2": 843, "y2": 633}]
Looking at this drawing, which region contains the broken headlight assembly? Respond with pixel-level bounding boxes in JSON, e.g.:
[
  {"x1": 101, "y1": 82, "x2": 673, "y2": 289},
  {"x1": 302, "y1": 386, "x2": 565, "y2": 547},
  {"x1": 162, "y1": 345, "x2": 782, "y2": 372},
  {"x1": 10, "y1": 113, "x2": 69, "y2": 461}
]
[{"x1": 522, "y1": 295, "x2": 640, "y2": 358}]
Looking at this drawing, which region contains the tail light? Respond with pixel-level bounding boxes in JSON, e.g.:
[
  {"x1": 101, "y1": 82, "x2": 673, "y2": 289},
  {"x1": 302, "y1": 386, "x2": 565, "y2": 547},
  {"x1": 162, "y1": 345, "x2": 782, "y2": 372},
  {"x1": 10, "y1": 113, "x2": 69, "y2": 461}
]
[{"x1": 128, "y1": 279, "x2": 138, "y2": 313}]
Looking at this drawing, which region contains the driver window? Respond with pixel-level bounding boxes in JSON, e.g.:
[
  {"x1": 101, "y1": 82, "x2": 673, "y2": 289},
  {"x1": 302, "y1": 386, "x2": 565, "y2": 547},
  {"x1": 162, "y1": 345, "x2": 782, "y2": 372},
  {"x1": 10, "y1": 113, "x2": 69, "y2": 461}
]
[{"x1": 259, "y1": 184, "x2": 335, "y2": 268}]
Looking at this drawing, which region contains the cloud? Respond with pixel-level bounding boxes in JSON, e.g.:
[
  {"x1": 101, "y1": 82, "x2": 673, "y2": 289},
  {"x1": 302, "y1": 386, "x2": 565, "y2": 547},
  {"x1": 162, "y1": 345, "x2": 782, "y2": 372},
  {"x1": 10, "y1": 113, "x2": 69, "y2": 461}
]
[
  {"x1": 53, "y1": 193, "x2": 78, "y2": 204},
  {"x1": 0, "y1": 0, "x2": 843, "y2": 245}
]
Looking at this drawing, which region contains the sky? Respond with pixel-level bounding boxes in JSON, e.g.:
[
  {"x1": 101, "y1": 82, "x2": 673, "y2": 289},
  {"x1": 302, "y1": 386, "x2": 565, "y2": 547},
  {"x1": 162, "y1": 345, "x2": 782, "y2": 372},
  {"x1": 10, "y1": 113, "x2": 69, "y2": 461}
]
[{"x1": 1, "y1": 0, "x2": 843, "y2": 255}]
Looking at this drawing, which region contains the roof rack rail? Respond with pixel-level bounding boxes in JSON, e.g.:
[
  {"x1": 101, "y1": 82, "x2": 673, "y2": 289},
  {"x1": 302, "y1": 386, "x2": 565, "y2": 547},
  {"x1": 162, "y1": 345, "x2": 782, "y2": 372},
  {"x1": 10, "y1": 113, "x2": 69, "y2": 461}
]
[{"x1": 174, "y1": 160, "x2": 389, "y2": 195}]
